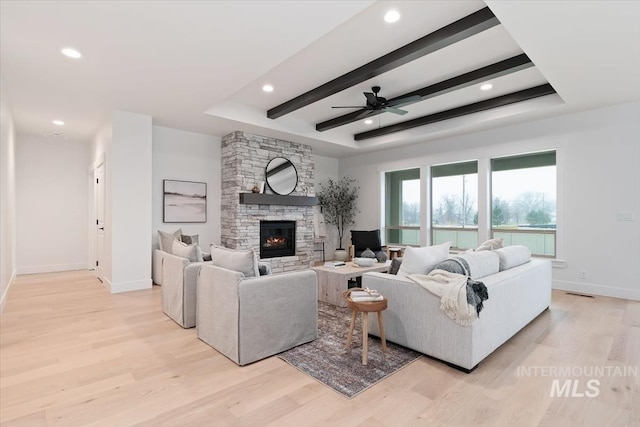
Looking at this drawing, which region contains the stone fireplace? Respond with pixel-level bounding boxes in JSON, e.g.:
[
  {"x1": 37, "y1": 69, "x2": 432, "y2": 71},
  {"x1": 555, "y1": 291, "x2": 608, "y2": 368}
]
[{"x1": 220, "y1": 131, "x2": 315, "y2": 273}]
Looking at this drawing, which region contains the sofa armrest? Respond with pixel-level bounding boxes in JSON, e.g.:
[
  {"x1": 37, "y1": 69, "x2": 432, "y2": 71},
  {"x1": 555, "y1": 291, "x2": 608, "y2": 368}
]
[
  {"x1": 197, "y1": 265, "x2": 244, "y2": 362},
  {"x1": 161, "y1": 253, "x2": 190, "y2": 327},
  {"x1": 152, "y1": 249, "x2": 167, "y2": 285}
]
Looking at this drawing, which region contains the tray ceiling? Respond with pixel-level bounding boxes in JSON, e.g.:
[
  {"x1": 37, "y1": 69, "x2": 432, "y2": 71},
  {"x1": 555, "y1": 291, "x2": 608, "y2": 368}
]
[{"x1": 1, "y1": 1, "x2": 638, "y2": 157}]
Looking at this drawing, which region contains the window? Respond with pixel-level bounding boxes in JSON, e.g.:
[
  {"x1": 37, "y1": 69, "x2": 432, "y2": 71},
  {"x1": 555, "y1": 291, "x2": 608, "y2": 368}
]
[
  {"x1": 431, "y1": 161, "x2": 478, "y2": 250},
  {"x1": 491, "y1": 151, "x2": 556, "y2": 256},
  {"x1": 384, "y1": 168, "x2": 420, "y2": 245}
]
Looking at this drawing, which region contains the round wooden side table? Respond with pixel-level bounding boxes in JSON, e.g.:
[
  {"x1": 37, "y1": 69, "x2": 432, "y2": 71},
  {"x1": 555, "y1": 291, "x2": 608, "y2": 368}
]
[{"x1": 344, "y1": 294, "x2": 388, "y2": 365}]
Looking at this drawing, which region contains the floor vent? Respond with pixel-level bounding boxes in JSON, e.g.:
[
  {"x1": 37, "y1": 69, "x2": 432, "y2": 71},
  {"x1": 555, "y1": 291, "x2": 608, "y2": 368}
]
[{"x1": 565, "y1": 292, "x2": 595, "y2": 298}]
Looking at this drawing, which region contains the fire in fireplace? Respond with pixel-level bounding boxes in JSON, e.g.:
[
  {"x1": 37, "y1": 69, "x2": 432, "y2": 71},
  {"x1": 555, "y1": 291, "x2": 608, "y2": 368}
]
[{"x1": 259, "y1": 220, "x2": 296, "y2": 258}]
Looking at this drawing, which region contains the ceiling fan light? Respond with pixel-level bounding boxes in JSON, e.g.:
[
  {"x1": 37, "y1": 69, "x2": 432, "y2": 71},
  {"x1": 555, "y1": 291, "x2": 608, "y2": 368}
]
[
  {"x1": 384, "y1": 10, "x2": 400, "y2": 23},
  {"x1": 480, "y1": 83, "x2": 493, "y2": 91},
  {"x1": 61, "y1": 47, "x2": 82, "y2": 59}
]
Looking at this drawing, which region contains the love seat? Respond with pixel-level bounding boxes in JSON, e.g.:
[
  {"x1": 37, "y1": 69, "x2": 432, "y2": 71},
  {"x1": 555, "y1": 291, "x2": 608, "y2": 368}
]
[{"x1": 363, "y1": 249, "x2": 552, "y2": 371}]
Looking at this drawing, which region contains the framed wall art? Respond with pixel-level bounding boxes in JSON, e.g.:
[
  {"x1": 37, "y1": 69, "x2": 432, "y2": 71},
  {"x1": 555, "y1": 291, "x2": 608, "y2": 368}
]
[{"x1": 163, "y1": 179, "x2": 207, "y2": 223}]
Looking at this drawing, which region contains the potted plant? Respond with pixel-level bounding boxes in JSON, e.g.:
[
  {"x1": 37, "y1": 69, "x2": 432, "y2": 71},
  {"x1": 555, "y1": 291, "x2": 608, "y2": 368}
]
[{"x1": 317, "y1": 177, "x2": 359, "y2": 261}]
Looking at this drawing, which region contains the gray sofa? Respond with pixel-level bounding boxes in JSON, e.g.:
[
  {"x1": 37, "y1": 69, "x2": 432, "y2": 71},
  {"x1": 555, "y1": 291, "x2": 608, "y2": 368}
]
[
  {"x1": 363, "y1": 258, "x2": 552, "y2": 371},
  {"x1": 197, "y1": 265, "x2": 318, "y2": 366}
]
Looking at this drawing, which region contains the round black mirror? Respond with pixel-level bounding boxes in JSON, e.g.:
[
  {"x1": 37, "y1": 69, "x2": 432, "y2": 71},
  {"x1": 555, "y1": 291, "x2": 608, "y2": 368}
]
[{"x1": 265, "y1": 157, "x2": 298, "y2": 195}]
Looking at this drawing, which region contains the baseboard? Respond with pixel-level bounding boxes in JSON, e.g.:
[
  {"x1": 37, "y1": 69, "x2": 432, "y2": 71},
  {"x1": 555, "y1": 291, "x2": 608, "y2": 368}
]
[
  {"x1": 16, "y1": 263, "x2": 87, "y2": 275},
  {"x1": 553, "y1": 279, "x2": 640, "y2": 301},
  {"x1": 110, "y1": 278, "x2": 152, "y2": 294},
  {"x1": 0, "y1": 270, "x2": 16, "y2": 314}
]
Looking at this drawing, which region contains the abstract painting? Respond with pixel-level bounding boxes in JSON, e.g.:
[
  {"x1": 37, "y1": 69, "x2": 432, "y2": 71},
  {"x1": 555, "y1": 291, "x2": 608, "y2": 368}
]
[{"x1": 163, "y1": 180, "x2": 207, "y2": 223}]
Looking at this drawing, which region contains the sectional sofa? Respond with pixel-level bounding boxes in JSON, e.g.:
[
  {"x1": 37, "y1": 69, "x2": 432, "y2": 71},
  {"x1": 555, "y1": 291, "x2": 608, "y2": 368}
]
[{"x1": 363, "y1": 250, "x2": 552, "y2": 371}]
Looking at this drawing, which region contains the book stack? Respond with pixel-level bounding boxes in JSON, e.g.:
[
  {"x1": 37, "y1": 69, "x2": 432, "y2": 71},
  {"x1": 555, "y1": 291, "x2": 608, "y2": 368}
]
[
  {"x1": 350, "y1": 290, "x2": 383, "y2": 302},
  {"x1": 324, "y1": 261, "x2": 346, "y2": 268}
]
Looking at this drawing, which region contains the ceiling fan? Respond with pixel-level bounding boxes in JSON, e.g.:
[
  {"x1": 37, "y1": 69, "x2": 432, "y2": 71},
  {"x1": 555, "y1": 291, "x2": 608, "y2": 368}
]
[{"x1": 331, "y1": 86, "x2": 421, "y2": 119}]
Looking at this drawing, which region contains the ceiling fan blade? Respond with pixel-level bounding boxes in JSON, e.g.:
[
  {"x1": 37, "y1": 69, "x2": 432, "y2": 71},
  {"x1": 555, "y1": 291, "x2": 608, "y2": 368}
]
[
  {"x1": 383, "y1": 106, "x2": 408, "y2": 115},
  {"x1": 386, "y1": 94, "x2": 421, "y2": 107},
  {"x1": 355, "y1": 109, "x2": 374, "y2": 120},
  {"x1": 332, "y1": 106, "x2": 366, "y2": 108},
  {"x1": 364, "y1": 92, "x2": 377, "y2": 105}
]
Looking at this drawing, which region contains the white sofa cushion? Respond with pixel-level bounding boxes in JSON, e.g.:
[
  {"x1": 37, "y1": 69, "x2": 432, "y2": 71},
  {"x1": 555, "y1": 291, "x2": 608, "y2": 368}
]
[
  {"x1": 476, "y1": 237, "x2": 503, "y2": 251},
  {"x1": 449, "y1": 251, "x2": 499, "y2": 279},
  {"x1": 158, "y1": 228, "x2": 182, "y2": 254},
  {"x1": 210, "y1": 244, "x2": 260, "y2": 278},
  {"x1": 173, "y1": 240, "x2": 199, "y2": 262},
  {"x1": 495, "y1": 245, "x2": 531, "y2": 270},
  {"x1": 397, "y1": 242, "x2": 451, "y2": 277},
  {"x1": 181, "y1": 234, "x2": 199, "y2": 245}
]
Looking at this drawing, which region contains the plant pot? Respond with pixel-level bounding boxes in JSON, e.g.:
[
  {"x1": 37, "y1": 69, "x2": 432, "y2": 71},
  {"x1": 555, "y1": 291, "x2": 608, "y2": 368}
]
[{"x1": 333, "y1": 249, "x2": 349, "y2": 262}]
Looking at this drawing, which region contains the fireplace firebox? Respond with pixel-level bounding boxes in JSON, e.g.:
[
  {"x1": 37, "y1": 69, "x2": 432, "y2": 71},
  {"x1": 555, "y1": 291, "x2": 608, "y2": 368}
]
[{"x1": 259, "y1": 220, "x2": 296, "y2": 258}]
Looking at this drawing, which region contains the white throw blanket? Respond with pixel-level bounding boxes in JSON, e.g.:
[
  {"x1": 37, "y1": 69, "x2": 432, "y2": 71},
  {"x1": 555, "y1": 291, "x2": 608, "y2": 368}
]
[{"x1": 407, "y1": 269, "x2": 477, "y2": 326}]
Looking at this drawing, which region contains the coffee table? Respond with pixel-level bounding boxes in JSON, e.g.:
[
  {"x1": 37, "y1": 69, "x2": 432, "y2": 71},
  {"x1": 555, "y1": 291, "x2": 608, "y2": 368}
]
[{"x1": 312, "y1": 261, "x2": 391, "y2": 307}]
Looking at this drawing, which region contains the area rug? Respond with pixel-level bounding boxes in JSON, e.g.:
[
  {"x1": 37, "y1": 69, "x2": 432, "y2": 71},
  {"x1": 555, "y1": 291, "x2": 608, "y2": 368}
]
[{"x1": 278, "y1": 301, "x2": 422, "y2": 399}]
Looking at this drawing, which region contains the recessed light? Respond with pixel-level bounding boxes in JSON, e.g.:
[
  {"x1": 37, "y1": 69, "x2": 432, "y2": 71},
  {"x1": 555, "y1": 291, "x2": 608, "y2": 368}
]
[
  {"x1": 384, "y1": 10, "x2": 400, "y2": 23},
  {"x1": 364, "y1": 119, "x2": 373, "y2": 125},
  {"x1": 61, "y1": 47, "x2": 82, "y2": 59},
  {"x1": 480, "y1": 83, "x2": 493, "y2": 91},
  {"x1": 262, "y1": 84, "x2": 274, "y2": 93},
  {"x1": 52, "y1": 120, "x2": 65, "y2": 126}
]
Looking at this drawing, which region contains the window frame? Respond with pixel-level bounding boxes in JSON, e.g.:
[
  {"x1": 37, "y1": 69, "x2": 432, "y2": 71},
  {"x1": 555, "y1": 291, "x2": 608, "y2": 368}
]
[
  {"x1": 490, "y1": 150, "x2": 557, "y2": 258},
  {"x1": 430, "y1": 160, "x2": 479, "y2": 250},
  {"x1": 383, "y1": 168, "x2": 421, "y2": 246}
]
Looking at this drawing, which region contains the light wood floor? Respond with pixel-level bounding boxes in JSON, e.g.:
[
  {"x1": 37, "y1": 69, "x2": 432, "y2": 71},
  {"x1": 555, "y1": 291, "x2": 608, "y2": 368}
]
[{"x1": 1, "y1": 271, "x2": 638, "y2": 426}]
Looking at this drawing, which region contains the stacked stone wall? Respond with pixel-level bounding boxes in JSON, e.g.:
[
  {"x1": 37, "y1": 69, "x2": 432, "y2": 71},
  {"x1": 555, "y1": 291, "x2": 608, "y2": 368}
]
[{"x1": 220, "y1": 131, "x2": 315, "y2": 272}]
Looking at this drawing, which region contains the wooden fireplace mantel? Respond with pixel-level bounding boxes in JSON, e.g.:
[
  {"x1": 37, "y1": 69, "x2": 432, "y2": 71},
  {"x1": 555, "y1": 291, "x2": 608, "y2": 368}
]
[{"x1": 239, "y1": 193, "x2": 318, "y2": 206}]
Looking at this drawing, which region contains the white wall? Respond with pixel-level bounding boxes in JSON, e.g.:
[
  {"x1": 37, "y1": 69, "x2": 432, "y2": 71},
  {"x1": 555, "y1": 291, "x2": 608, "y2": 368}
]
[
  {"x1": 313, "y1": 154, "x2": 340, "y2": 257},
  {"x1": 0, "y1": 78, "x2": 17, "y2": 313},
  {"x1": 15, "y1": 135, "x2": 89, "y2": 274},
  {"x1": 152, "y1": 126, "x2": 221, "y2": 249},
  {"x1": 90, "y1": 111, "x2": 152, "y2": 293},
  {"x1": 340, "y1": 102, "x2": 640, "y2": 301},
  {"x1": 313, "y1": 154, "x2": 339, "y2": 189},
  {"x1": 110, "y1": 111, "x2": 153, "y2": 292}
]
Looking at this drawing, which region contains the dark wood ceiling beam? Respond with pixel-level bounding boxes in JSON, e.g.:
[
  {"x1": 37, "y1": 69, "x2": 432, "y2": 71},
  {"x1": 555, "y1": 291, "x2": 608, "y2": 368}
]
[
  {"x1": 315, "y1": 53, "x2": 533, "y2": 132},
  {"x1": 267, "y1": 7, "x2": 500, "y2": 119},
  {"x1": 353, "y1": 84, "x2": 557, "y2": 141}
]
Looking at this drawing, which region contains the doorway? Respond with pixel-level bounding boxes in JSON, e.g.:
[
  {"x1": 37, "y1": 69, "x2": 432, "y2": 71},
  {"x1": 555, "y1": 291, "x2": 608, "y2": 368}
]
[{"x1": 95, "y1": 162, "x2": 105, "y2": 282}]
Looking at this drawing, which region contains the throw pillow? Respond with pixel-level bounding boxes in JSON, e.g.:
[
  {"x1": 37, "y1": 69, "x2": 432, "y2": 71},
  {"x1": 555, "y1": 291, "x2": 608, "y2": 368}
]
[
  {"x1": 209, "y1": 244, "x2": 260, "y2": 278},
  {"x1": 389, "y1": 257, "x2": 403, "y2": 275},
  {"x1": 397, "y1": 242, "x2": 451, "y2": 277},
  {"x1": 476, "y1": 237, "x2": 503, "y2": 252},
  {"x1": 181, "y1": 234, "x2": 199, "y2": 245},
  {"x1": 158, "y1": 229, "x2": 182, "y2": 254},
  {"x1": 172, "y1": 240, "x2": 198, "y2": 262},
  {"x1": 433, "y1": 251, "x2": 499, "y2": 280},
  {"x1": 494, "y1": 245, "x2": 531, "y2": 271}
]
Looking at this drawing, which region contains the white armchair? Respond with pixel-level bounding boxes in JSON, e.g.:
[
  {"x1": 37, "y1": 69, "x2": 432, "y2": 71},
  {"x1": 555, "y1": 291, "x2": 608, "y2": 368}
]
[{"x1": 197, "y1": 265, "x2": 318, "y2": 365}]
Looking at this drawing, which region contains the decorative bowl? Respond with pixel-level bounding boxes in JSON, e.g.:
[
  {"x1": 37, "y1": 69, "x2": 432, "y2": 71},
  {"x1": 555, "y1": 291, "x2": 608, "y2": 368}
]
[{"x1": 354, "y1": 257, "x2": 376, "y2": 267}]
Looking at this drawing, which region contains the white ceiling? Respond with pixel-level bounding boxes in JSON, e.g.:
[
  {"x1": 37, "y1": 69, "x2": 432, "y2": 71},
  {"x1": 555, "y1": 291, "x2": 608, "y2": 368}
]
[{"x1": 1, "y1": 1, "x2": 639, "y2": 158}]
